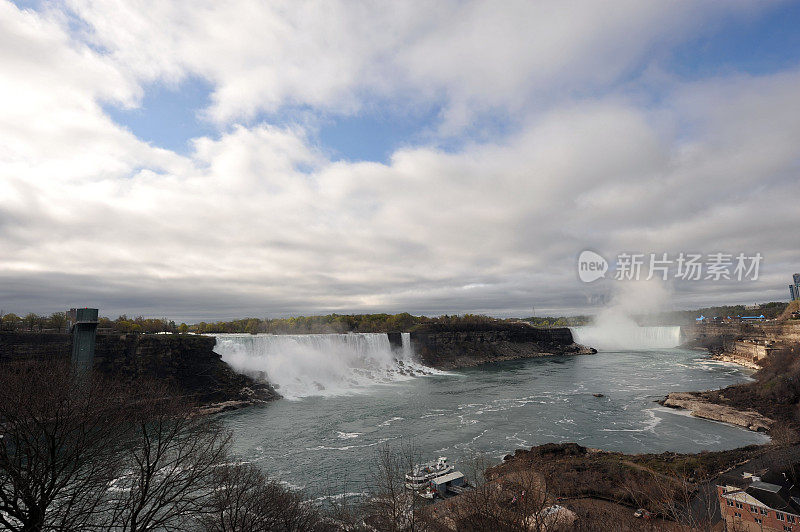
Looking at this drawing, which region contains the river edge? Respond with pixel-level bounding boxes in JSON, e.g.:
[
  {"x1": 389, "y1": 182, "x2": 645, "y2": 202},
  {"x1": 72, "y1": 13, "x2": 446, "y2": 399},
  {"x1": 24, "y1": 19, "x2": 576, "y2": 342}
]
[
  {"x1": 429, "y1": 350, "x2": 784, "y2": 529},
  {"x1": 658, "y1": 391, "x2": 773, "y2": 432}
]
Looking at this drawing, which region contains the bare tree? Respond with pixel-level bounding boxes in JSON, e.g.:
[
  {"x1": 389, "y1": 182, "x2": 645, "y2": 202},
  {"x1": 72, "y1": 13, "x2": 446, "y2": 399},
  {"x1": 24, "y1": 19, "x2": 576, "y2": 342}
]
[
  {"x1": 199, "y1": 462, "x2": 322, "y2": 532},
  {"x1": 361, "y1": 442, "x2": 431, "y2": 532},
  {"x1": 0, "y1": 361, "x2": 335, "y2": 532},
  {"x1": 454, "y1": 460, "x2": 554, "y2": 532},
  {"x1": 100, "y1": 383, "x2": 231, "y2": 532},
  {"x1": 626, "y1": 466, "x2": 720, "y2": 532},
  {"x1": 0, "y1": 363, "x2": 232, "y2": 532},
  {"x1": 0, "y1": 361, "x2": 130, "y2": 531}
]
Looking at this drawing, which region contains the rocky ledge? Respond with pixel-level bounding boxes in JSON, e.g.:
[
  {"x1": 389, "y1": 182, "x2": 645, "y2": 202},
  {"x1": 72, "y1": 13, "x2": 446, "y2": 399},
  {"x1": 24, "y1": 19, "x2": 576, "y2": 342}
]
[
  {"x1": 660, "y1": 392, "x2": 773, "y2": 432},
  {"x1": 0, "y1": 332, "x2": 280, "y2": 411},
  {"x1": 409, "y1": 324, "x2": 596, "y2": 370},
  {"x1": 93, "y1": 334, "x2": 280, "y2": 409}
]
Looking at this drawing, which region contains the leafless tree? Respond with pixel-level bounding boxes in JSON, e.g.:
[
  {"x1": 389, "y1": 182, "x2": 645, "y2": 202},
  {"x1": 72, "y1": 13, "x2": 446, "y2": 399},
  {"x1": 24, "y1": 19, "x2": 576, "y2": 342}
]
[
  {"x1": 98, "y1": 382, "x2": 231, "y2": 532},
  {"x1": 0, "y1": 361, "x2": 130, "y2": 531},
  {"x1": 199, "y1": 462, "x2": 322, "y2": 532},
  {"x1": 625, "y1": 465, "x2": 720, "y2": 532},
  {"x1": 360, "y1": 442, "x2": 431, "y2": 532},
  {"x1": 454, "y1": 458, "x2": 554, "y2": 532}
]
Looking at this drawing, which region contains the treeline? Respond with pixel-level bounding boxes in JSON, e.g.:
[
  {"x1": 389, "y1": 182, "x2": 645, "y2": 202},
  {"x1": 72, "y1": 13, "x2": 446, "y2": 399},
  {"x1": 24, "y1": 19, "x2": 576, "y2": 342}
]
[
  {"x1": 522, "y1": 315, "x2": 591, "y2": 327},
  {"x1": 3, "y1": 301, "x2": 790, "y2": 335},
  {"x1": 0, "y1": 311, "x2": 179, "y2": 334},
  {"x1": 0, "y1": 311, "x2": 69, "y2": 332},
  {"x1": 0, "y1": 311, "x2": 537, "y2": 335},
  {"x1": 640, "y1": 301, "x2": 789, "y2": 325},
  {"x1": 191, "y1": 313, "x2": 515, "y2": 334}
]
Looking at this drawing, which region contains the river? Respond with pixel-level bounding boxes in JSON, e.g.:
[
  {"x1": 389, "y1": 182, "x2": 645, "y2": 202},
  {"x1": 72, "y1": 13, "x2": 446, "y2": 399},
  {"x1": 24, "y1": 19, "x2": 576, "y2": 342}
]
[{"x1": 215, "y1": 331, "x2": 769, "y2": 497}]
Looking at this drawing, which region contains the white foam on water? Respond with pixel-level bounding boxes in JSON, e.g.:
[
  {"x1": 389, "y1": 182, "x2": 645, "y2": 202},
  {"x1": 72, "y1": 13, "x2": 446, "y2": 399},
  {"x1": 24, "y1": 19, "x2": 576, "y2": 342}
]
[
  {"x1": 213, "y1": 332, "x2": 442, "y2": 400},
  {"x1": 600, "y1": 409, "x2": 662, "y2": 433},
  {"x1": 336, "y1": 431, "x2": 362, "y2": 439},
  {"x1": 377, "y1": 416, "x2": 404, "y2": 427}
]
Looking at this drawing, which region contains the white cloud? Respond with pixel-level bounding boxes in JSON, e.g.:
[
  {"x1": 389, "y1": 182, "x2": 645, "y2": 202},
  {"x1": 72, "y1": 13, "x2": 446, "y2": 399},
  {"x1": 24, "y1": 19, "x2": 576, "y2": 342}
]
[
  {"x1": 0, "y1": 0, "x2": 798, "y2": 319},
  {"x1": 63, "y1": 0, "x2": 756, "y2": 127}
]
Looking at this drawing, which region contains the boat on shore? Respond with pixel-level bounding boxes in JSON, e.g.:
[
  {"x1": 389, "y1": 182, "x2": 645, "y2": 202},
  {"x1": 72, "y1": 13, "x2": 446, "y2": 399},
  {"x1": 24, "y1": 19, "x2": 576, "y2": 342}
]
[
  {"x1": 405, "y1": 457, "x2": 468, "y2": 498},
  {"x1": 404, "y1": 457, "x2": 454, "y2": 490}
]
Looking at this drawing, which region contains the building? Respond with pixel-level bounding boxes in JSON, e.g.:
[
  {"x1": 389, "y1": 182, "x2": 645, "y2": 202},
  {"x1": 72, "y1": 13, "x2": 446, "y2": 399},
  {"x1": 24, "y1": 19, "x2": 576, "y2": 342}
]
[
  {"x1": 718, "y1": 470, "x2": 800, "y2": 531},
  {"x1": 731, "y1": 339, "x2": 776, "y2": 365},
  {"x1": 791, "y1": 273, "x2": 800, "y2": 301}
]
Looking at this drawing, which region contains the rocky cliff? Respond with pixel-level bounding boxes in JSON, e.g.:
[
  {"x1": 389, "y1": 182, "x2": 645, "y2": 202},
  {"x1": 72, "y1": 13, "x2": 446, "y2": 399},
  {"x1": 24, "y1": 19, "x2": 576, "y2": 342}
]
[
  {"x1": 0, "y1": 332, "x2": 72, "y2": 362},
  {"x1": 682, "y1": 321, "x2": 800, "y2": 351},
  {"x1": 0, "y1": 332, "x2": 278, "y2": 408},
  {"x1": 94, "y1": 334, "x2": 279, "y2": 407},
  {"x1": 409, "y1": 324, "x2": 595, "y2": 369}
]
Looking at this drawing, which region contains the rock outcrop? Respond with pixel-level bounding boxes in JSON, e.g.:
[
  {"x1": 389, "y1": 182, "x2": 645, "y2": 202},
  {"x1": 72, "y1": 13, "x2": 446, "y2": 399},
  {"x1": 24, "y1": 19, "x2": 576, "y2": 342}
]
[
  {"x1": 660, "y1": 392, "x2": 773, "y2": 432},
  {"x1": 0, "y1": 332, "x2": 279, "y2": 408},
  {"x1": 0, "y1": 331, "x2": 72, "y2": 362},
  {"x1": 94, "y1": 333, "x2": 279, "y2": 406},
  {"x1": 410, "y1": 324, "x2": 595, "y2": 369}
]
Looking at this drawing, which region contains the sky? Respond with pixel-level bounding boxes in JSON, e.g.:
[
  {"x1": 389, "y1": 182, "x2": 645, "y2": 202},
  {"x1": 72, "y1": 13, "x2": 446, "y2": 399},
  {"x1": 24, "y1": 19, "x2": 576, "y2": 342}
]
[{"x1": 1, "y1": 0, "x2": 800, "y2": 321}]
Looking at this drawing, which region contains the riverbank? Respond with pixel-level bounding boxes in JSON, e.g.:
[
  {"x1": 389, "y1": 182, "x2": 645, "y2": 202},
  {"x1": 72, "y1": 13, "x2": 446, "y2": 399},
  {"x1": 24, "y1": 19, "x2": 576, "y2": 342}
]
[
  {"x1": 710, "y1": 352, "x2": 761, "y2": 369},
  {"x1": 419, "y1": 441, "x2": 768, "y2": 530},
  {"x1": 659, "y1": 391, "x2": 773, "y2": 432},
  {"x1": 662, "y1": 321, "x2": 800, "y2": 437}
]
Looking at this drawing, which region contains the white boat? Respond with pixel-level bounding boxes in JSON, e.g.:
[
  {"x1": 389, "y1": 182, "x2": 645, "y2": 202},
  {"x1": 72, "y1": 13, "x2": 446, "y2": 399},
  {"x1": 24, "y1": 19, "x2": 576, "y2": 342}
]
[{"x1": 404, "y1": 457, "x2": 454, "y2": 490}]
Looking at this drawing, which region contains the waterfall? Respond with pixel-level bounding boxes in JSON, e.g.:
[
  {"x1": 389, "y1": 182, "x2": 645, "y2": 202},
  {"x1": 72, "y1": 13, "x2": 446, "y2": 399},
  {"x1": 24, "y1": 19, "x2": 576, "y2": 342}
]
[
  {"x1": 212, "y1": 332, "x2": 436, "y2": 400},
  {"x1": 401, "y1": 332, "x2": 412, "y2": 359},
  {"x1": 571, "y1": 325, "x2": 682, "y2": 350}
]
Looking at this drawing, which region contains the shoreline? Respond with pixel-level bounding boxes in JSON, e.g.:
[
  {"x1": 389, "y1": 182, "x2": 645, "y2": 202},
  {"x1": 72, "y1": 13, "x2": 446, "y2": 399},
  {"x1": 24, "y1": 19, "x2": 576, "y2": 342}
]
[
  {"x1": 658, "y1": 391, "x2": 773, "y2": 432},
  {"x1": 710, "y1": 352, "x2": 761, "y2": 370}
]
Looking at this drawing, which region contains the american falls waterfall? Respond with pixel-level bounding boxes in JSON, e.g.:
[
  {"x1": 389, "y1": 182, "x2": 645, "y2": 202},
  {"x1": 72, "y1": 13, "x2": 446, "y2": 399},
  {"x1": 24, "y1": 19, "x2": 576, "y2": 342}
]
[
  {"x1": 213, "y1": 332, "x2": 436, "y2": 399},
  {"x1": 571, "y1": 325, "x2": 682, "y2": 350}
]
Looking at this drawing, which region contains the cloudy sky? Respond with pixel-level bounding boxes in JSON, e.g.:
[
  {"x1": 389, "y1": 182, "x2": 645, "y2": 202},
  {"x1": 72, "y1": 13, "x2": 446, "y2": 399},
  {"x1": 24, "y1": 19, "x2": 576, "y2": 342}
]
[{"x1": 2, "y1": 1, "x2": 799, "y2": 320}]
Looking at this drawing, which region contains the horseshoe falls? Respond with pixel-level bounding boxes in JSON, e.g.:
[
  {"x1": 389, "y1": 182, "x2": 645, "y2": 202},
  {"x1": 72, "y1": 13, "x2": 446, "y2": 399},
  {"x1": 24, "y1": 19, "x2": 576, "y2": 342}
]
[{"x1": 571, "y1": 325, "x2": 682, "y2": 350}]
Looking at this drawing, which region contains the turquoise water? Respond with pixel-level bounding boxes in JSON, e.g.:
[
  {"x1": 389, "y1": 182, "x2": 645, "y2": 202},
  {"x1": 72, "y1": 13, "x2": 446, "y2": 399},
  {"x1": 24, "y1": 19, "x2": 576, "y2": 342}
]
[{"x1": 222, "y1": 348, "x2": 769, "y2": 496}]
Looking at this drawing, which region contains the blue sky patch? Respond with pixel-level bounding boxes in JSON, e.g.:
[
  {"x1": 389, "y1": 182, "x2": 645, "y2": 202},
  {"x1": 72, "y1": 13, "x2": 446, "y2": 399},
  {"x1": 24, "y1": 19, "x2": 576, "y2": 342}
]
[
  {"x1": 103, "y1": 77, "x2": 216, "y2": 154},
  {"x1": 667, "y1": 3, "x2": 800, "y2": 79}
]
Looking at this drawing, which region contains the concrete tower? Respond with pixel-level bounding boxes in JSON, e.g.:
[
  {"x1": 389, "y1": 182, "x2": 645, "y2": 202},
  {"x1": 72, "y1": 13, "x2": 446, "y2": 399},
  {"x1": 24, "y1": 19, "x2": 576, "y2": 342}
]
[{"x1": 69, "y1": 308, "x2": 99, "y2": 372}]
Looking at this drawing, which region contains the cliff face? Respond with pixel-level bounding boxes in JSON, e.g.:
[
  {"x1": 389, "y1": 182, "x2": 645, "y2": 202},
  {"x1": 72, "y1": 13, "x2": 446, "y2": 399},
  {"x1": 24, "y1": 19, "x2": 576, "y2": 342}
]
[
  {"x1": 0, "y1": 332, "x2": 278, "y2": 407},
  {"x1": 94, "y1": 334, "x2": 279, "y2": 405},
  {"x1": 409, "y1": 325, "x2": 595, "y2": 369},
  {"x1": 682, "y1": 321, "x2": 800, "y2": 351},
  {"x1": 0, "y1": 332, "x2": 71, "y2": 362}
]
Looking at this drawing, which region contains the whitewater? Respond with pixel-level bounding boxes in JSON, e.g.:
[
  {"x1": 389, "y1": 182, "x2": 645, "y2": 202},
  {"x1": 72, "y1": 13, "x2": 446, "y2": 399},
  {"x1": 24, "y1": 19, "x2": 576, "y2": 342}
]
[{"x1": 213, "y1": 332, "x2": 442, "y2": 400}]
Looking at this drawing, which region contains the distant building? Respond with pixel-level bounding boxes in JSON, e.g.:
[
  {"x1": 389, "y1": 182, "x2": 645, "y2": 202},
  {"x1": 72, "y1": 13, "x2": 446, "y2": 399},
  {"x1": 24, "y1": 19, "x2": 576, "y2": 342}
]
[
  {"x1": 791, "y1": 273, "x2": 800, "y2": 301},
  {"x1": 718, "y1": 470, "x2": 800, "y2": 531}
]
